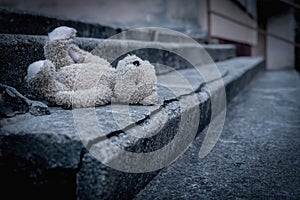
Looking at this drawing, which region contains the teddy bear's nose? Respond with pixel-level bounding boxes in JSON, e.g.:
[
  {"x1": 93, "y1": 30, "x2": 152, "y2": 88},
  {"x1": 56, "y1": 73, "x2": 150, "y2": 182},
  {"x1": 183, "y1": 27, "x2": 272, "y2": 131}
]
[{"x1": 133, "y1": 61, "x2": 140, "y2": 66}]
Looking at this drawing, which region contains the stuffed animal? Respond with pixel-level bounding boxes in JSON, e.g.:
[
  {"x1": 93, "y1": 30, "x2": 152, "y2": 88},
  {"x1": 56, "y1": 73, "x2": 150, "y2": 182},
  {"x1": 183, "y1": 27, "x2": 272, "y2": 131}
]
[
  {"x1": 26, "y1": 26, "x2": 115, "y2": 108},
  {"x1": 26, "y1": 26, "x2": 157, "y2": 108}
]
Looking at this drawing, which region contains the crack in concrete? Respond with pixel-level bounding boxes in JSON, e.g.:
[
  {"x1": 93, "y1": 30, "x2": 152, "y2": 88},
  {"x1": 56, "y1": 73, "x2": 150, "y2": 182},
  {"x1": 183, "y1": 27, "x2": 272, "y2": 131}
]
[
  {"x1": 86, "y1": 69, "x2": 227, "y2": 150},
  {"x1": 76, "y1": 147, "x2": 88, "y2": 173}
]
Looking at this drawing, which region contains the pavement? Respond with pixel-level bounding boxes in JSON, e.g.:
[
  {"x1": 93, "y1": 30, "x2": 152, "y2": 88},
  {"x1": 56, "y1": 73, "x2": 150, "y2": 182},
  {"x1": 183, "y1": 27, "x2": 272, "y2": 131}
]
[{"x1": 135, "y1": 69, "x2": 300, "y2": 199}]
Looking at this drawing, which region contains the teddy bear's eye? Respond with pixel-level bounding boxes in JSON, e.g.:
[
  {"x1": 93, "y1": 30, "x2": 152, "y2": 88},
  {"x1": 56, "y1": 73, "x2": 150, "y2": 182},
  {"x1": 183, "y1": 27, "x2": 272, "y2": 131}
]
[{"x1": 133, "y1": 61, "x2": 140, "y2": 66}]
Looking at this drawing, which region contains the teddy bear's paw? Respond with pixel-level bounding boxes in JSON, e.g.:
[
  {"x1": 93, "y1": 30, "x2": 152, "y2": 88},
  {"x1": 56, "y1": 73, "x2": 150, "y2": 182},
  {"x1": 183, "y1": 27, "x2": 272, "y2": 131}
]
[
  {"x1": 48, "y1": 26, "x2": 77, "y2": 41},
  {"x1": 54, "y1": 86, "x2": 113, "y2": 108}
]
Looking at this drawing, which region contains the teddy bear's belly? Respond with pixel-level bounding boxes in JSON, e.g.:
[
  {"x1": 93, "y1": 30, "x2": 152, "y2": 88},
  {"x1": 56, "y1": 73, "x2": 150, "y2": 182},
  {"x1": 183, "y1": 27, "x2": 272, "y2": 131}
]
[{"x1": 56, "y1": 63, "x2": 115, "y2": 90}]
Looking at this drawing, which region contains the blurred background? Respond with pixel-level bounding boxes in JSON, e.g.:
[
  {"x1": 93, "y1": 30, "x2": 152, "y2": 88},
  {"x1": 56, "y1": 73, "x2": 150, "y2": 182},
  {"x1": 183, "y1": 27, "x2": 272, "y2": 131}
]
[{"x1": 0, "y1": 0, "x2": 298, "y2": 70}]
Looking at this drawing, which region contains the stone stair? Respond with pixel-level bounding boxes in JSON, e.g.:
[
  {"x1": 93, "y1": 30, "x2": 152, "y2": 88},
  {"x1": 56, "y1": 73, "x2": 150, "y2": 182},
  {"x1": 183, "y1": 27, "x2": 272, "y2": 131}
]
[
  {"x1": 134, "y1": 69, "x2": 300, "y2": 199},
  {"x1": 0, "y1": 33, "x2": 235, "y2": 95},
  {"x1": 0, "y1": 8, "x2": 264, "y2": 200}
]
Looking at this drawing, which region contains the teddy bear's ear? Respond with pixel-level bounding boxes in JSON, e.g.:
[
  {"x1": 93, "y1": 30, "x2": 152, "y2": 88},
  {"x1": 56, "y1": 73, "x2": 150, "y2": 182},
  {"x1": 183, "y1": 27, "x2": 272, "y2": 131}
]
[{"x1": 48, "y1": 26, "x2": 77, "y2": 41}]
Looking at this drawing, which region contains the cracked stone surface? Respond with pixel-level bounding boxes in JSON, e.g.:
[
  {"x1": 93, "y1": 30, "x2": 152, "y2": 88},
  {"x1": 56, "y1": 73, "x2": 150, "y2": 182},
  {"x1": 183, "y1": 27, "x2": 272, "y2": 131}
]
[
  {"x1": 134, "y1": 70, "x2": 300, "y2": 199},
  {"x1": 0, "y1": 56, "x2": 263, "y2": 199}
]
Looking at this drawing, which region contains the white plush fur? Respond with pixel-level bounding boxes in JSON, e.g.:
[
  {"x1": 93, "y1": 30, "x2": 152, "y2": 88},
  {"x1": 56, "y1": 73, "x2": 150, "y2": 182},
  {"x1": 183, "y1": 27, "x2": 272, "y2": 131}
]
[
  {"x1": 26, "y1": 26, "x2": 158, "y2": 108},
  {"x1": 114, "y1": 55, "x2": 158, "y2": 105}
]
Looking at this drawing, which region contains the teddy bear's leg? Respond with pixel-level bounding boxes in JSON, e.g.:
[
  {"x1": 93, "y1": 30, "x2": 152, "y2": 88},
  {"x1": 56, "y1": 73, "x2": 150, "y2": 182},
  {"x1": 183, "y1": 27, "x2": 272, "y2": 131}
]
[
  {"x1": 26, "y1": 60, "x2": 68, "y2": 104},
  {"x1": 55, "y1": 85, "x2": 112, "y2": 108},
  {"x1": 68, "y1": 44, "x2": 89, "y2": 63},
  {"x1": 68, "y1": 44, "x2": 112, "y2": 65},
  {"x1": 44, "y1": 27, "x2": 77, "y2": 69}
]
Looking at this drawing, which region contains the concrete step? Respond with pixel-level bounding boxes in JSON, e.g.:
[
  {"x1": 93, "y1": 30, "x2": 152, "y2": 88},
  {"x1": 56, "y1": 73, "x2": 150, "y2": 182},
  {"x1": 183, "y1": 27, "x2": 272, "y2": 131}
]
[
  {"x1": 0, "y1": 7, "x2": 118, "y2": 38},
  {"x1": 0, "y1": 56, "x2": 264, "y2": 199},
  {"x1": 0, "y1": 8, "x2": 206, "y2": 43},
  {"x1": 112, "y1": 28, "x2": 206, "y2": 43},
  {"x1": 0, "y1": 33, "x2": 235, "y2": 94},
  {"x1": 134, "y1": 69, "x2": 300, "y2": 199}
]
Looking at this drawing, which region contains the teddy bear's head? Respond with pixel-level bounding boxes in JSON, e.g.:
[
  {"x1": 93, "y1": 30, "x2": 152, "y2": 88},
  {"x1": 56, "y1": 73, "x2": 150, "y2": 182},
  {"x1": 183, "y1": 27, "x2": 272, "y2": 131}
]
[
  {"x1": 114, "y1": 54, "x2": 157, "y2": 105},
  {"x1": 116, "y1": 55, "x2": 152, "y2": 73}
]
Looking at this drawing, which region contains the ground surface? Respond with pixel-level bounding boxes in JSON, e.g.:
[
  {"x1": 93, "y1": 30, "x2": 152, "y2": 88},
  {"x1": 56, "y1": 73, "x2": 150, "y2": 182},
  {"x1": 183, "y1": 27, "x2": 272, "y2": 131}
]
[{"x1": 135, "y1": 69, "x2": 300, "y2": 199}]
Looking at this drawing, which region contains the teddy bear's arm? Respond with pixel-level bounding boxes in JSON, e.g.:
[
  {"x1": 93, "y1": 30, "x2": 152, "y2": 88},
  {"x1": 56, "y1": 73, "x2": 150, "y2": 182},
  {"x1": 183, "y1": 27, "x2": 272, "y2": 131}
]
[
  {"x1": 55, "y1": 85, "x2": 113, "y2": 108},
  {"x1": 26, "y1": 60, "x2": 69, "y2": 104}
]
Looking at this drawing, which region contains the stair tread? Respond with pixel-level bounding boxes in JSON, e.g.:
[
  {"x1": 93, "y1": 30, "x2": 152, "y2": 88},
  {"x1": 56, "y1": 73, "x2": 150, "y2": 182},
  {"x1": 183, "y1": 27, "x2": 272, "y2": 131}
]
[
  {"x1": 0, "y1": 56, "x2": 263, "y2": 139},
  {"x1": 134, "y1": 69, "x2": 300, "y2": 199}
]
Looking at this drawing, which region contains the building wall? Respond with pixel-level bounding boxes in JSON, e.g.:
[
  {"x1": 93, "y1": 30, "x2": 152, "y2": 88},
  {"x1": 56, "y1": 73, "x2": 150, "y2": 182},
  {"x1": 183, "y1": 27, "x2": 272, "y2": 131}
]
[
  {"x1": 0, "y1": 0, "x2": 203, "y2": 37},
  {"x1": 252, "y1": 31, "x2": 265, "y2": 58},
  {"x1": 266, "y1": 9, "x2": 295, "y2": 70},
  {"x1": 209, "y1": 0, "x2": 257, "y2": 46},
  {"x1": 1, "y1": 0, "x2": 296, "y2": 69}
]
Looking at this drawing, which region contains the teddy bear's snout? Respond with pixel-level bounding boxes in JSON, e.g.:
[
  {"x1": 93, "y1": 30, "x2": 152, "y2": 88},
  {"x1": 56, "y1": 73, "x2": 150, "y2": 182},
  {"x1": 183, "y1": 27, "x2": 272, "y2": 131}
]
[{"x1": 133, "y1": 61, "x2": 140, "y2": 66}]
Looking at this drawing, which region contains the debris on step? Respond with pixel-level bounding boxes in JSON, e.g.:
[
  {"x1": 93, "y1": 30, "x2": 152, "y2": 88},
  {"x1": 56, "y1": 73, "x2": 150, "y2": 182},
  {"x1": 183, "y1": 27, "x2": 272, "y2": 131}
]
[{"x1": 0, "y1": 83, "x2": 50, "y2": 118}]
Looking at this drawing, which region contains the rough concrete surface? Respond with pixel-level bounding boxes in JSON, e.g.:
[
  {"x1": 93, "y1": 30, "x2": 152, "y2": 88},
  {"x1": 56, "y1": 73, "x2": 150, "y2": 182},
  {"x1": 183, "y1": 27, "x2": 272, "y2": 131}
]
[
  {"x1": 135, "y1": 70, "x2": 300, "y2": 199},
  {"x1": 0, "y1": 56, "x2": 263, "y2": 199},
  {"x1": 0, "y1": 7, "x2": 118, "y2": 38}
]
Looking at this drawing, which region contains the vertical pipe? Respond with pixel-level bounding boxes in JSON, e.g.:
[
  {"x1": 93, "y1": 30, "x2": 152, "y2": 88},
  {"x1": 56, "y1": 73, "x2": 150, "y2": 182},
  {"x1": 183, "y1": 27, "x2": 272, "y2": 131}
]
[{"x1": 207, "y1": 0, "x2": 211, "y2": 43}]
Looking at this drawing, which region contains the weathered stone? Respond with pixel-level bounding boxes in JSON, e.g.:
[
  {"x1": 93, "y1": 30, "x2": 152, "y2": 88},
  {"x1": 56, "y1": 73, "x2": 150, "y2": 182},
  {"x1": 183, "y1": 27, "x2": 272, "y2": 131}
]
[
  {"x1": 0, "y1": 7, "x2": 118, "y2": 38},
  {"x1": 75, "y1": 57, "x2": 263, "y2": 199},
  {"x1": 0, "y1": 83, "x2": 50, "y2": 118},
  {"x1": 0, "y1": 6, "x2": 206, "y2": 42},
  {"x1": 135, "y1": 69, "x2": 300, "y2": 199},
  {"x1": 0, "y1": 46, "x2": 262, "y2": 199}
]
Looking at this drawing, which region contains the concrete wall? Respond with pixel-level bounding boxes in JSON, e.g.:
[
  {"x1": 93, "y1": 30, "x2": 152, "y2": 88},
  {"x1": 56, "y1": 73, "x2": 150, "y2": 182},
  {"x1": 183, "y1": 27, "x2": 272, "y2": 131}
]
[
  {"x1": 252, "y1": 29, "x2": 265, "y2": 58},
  {"x1": 0, "y1": 0, "x2": 204, "y2": 37},
  {"x1": 266, "y1": 9, "x2": 295, "y2": 70},
  {"x1": 209, "y1": 0, "x2": 257, "y2": 46},
  {"x1": 0, "y1": 0, "x2": 259, "y2": 44}
]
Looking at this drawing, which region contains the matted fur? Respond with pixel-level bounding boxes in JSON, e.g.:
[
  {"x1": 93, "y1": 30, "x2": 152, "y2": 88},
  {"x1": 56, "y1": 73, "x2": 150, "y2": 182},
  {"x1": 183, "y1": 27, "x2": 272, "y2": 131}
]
[{"x1": 26, "y1": 26, "x2": 158, "y2": 108}]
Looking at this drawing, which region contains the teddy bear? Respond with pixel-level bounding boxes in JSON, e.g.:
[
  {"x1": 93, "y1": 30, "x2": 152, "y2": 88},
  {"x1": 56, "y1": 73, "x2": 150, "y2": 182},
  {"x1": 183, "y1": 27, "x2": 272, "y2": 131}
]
[
  {"x1": 26, "y1": 26, "x2": 158, "y2": 108},
  {"x1": 26, "y1": 26, "x2": 115, "y2": 108}
]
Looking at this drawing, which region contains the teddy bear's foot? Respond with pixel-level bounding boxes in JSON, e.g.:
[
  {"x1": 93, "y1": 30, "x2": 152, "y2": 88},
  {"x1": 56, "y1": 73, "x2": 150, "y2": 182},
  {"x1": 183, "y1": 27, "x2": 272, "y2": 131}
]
[
  {"x1": 48, "y1": 26, "x2": 77, "y2": 41},
  {"x1": 26, "y1": 60, "x2": 56, "y2": 81},
  {"x1": 55, "y1": 85, "x2": 113, "y2": 108},
  {"x1": 26, "y1": 60, "x2": 46, "y2": 81},
  {"x1": 26, "y1": 60, "x2": 69, "y2": 104}
]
